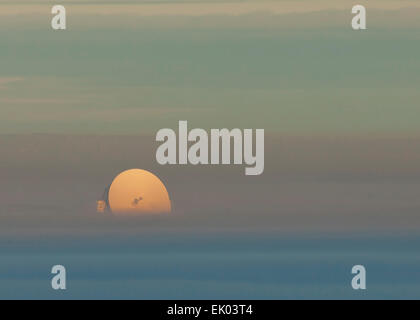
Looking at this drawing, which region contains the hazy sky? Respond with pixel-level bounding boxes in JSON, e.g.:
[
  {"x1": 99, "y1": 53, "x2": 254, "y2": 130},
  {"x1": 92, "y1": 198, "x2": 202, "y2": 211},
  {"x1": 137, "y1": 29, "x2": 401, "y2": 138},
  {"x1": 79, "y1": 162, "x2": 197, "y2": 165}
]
[
  {"x1": 1, "y1": 0, "x2": 420, "y2": 300},
  {"x1": 0, "y1": 0, "x2": 419, "y2": 135},
  {"x1": 0, "y1": 0, "x2": 419, "y2": 234}
]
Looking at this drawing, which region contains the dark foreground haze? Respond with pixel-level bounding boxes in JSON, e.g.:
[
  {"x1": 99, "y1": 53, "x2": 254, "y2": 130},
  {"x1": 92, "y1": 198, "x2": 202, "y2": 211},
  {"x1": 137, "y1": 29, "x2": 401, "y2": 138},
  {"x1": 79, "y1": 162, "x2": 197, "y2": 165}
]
[{"x1": 0, "y1": 134, "x2": 419, "y2": 299}]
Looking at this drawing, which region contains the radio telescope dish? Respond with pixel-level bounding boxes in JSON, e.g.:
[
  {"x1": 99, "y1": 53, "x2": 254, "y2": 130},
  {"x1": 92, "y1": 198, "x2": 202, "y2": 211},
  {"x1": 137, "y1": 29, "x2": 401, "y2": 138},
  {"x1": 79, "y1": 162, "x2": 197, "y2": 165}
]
[{"x1": 108, "y1": 169, "x2": 171, "y2": 214}]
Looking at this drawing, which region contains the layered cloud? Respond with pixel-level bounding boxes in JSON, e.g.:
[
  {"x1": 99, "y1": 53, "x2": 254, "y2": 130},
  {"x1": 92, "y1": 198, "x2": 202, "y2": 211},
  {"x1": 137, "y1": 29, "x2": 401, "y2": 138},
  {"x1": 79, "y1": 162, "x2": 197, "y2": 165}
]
[
  {"x1": 1, "y1": 1, "x2": 420, "y2": 16},
  {"x1": 0, "y1": 77, "x2": 23, "y2": 89}
]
